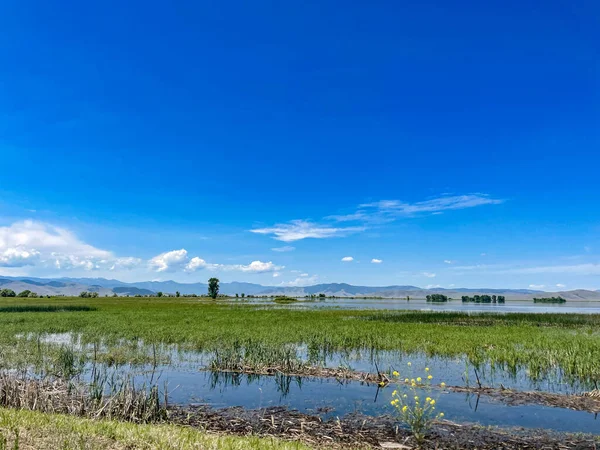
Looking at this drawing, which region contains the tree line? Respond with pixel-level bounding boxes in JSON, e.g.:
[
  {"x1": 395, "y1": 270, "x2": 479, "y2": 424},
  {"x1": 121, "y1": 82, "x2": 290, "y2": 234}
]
[
  {"x1": 533, "y1": 296, "x2": 566, "y2": 304},
  {"x1": 426, "y1": 294, "x2": 449, "y2": 302},
  {"x1": 461, "y1": 295, "x2": 505, "y2": 303},
  {"x1": 1, "y1": 289, "x2": 44, "y2": 298}
]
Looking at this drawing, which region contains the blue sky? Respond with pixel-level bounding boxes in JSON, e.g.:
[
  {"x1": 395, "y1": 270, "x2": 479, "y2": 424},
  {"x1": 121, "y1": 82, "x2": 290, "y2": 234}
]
[{"x1": 0, "y1": 0, "x2": 598, "y2": 290}]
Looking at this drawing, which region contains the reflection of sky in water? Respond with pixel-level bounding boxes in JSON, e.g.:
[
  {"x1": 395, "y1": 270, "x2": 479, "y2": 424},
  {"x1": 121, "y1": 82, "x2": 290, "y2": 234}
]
[
  {"x1": 84, "y1": 363, "x2": 600, "y2": 434},
  {"x1": 22, "y1": 332, "x2": 592, "y2": 394},
  {"x1": 17, "y1": 331, "x2": 600, "y2": 434},
  {"x1": 231, "y1": 297, "x2": 600, "y2": 314}
]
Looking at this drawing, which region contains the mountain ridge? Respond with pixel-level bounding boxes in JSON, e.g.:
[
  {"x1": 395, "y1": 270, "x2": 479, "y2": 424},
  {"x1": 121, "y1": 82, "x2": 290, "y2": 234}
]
[{"x1": 0, "y1": 276, "x2": 599, "y2": 300}]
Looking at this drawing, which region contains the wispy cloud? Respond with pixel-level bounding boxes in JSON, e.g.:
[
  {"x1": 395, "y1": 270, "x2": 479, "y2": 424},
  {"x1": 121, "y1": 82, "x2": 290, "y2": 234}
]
[
  {"x1": 251, "y1": 220, "x2": 365, "y2": 242},
  {"x1": 529, "y1": 284, "x2": 545, "y2": 289},
  {"x1": 361, "y1": 194, "x2": 503, "y2": 216},
  {"x1": 331, "y1": 194, "x2": 503, "y2": 223},
  {"x1": 252, "y1": 194, "x2": 502, "y2": 242},
  {"x1": 371, "y1": 258, "x2": 383, "y2": 264},
  {"x1": 341, "y1": 256, "x2": 354, "y2": 262},
  {"x1": 271, "y1": 246, "x2": 295, "y2": 252},
  {"x1": 443, "y1": 260, "x2": 455, "y2": 264},
  {"x1": 556, "y1": 283, "x2": 566, "y2": 288},
  {"x1": 279, "y1": 274, "x2": 319, "y2": 287},
  {"x1": 422, "y1": 272, "x2": 436, "y2": 278}
]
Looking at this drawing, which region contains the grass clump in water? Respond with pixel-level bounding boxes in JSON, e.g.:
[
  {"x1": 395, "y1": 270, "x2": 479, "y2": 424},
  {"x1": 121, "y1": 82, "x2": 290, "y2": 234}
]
[{"x1": 273, "y1": 296, "x2": 299, "y2": 304}]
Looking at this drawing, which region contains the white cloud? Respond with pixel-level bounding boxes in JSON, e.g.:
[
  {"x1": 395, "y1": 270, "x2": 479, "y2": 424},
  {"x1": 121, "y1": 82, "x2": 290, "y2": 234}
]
[
  {"x1": 443, "y1": 260, "x2": 455, "y2": 264},
  {"x1": 371, "y1": 258, "x2": 383, "y2": 264},
  {"x1": 236, "y1": 260, "x2": 283, "y2": 273},
  {"x1": 272, "y1": 272, "x2": 281, "y2": 278},
  {"x1": 271, "y1": 246, "x2": 295, "y2": 252},
  {"x1": 185, "y1": 256, "x2": 219, "y2": 272},
  {"x1": 300, "y1": 273, "x2": 309, "y2": 277},
  {"x1": 425, "y1": 284, "x2": 441, "y2": 289},
  {"x1": 149, "y1": 249, "x2": 189, "y2": 272},
  {"x1": 251, "y1": 220, "x2": 365, "y2": 242},
  {"x1": 150, "y1": 250, "x2": 283, "y2": 274},
  {"x1": 279, "y1": 274, "x2": 319, "y2": 287},
  {"x1": 0, "y1": 220, "x2": 124, "y2": 271},
  {"x1": 341, "y1": 256, "x2": 354, "y2": 262},
  {"x1": 0, "y1": 248, "x2": 40, "y2": 267},
  {"x1": 110, "y1": 257, "x2": 143, "y2": 271},
  {"x1": 529, "y1": 284, "x2": 545, "y2": 289},
  {"x1": 422, "y1": 272, "x2": 436, "y2": 278},
  {"x1": 556, "y1": 283, "x2": 566, "y2": 288}
]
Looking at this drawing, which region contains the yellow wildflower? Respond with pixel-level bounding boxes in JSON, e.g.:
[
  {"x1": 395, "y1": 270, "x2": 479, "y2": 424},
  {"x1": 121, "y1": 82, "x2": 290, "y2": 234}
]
[
  {"x1": 402, "y1": 405, "x2": 408, "y2": 412},
  {"x1": 430, "y1": 399, "x2": 436, "y2": 405},
  {"x1": 425, "y1": 367, "x2": 429, "y2": 372},
  {"x1": 392, "y1": 370, "x2": 399, "y2": 377},
  {"x1": 416, "y1": 377, "x2": 422, "y2": 382},
  {"x1": 407, "y1": 362, "x2": 412, "y2": 367},
  {"x1": 428, "y1": 375, "x2": 433, "y2": 380},
  {"x1": 426, "y1": 397, "x2": 431, "y2": 402},
  {"x1": 414, "y1": 396, "x2": 419, "y2": 401},
  {"x1": 439, "y1": 413, "x2": 444, "y2": 418},
  {"x1": 440, "y1": 382, "x2": 446, "y2": 388},
  {"x1": 404, "y1": 378, "x2": 409, "y2": 383},
  {"x1": 392, "y1": 390, "x2": 398, "y2": 396}
]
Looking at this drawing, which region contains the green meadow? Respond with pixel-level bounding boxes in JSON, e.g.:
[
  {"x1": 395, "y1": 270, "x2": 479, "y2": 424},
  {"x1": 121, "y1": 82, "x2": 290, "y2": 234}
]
[{"x1": 1, "y1": 296, "x2": 600, "y2": 384}]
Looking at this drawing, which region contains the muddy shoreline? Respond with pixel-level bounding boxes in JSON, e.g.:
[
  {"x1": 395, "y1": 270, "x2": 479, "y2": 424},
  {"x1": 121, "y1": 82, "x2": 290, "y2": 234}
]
[{"x1": 168, "y1": 404, "x2": 599, "y2": 449}]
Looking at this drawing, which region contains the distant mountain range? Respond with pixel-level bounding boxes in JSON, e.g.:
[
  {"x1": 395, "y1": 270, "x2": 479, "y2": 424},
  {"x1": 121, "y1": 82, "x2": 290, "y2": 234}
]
[{"x1": 1, "y1": 276, "x2": 599, "y2": 300}]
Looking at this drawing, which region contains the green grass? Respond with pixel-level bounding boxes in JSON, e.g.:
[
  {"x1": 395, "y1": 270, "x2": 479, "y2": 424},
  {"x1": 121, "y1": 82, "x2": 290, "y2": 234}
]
[
  {"x1": 0, "y1": 407, "x2": 311, "y2": 449},
  {"x1": 2, "y1": 297, "x2": 600, "y2": 384}
]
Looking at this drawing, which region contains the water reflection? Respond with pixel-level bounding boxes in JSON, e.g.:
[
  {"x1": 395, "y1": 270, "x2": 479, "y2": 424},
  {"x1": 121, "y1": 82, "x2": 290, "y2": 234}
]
[{"x1": 231, "y1": 297, "x2": 600, "y2": 314}]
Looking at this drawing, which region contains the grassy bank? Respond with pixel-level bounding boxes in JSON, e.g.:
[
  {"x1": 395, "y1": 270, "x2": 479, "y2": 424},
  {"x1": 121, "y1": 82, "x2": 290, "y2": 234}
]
[
  {"x1": 1, "y1": 297, "x2": 600, "y2": 383},
  {"x1": 0, "y1": 407, "x2": 311, "y2": 450}
]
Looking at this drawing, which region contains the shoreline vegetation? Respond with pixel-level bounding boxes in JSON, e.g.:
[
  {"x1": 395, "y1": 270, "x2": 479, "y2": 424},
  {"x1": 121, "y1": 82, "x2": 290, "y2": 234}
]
[
  {"x1": 1, "y1": 367, "x2": 599, "y2": 449},
  {"x1": 534, "y1": 296, "x2": 567, "y2": 304}
]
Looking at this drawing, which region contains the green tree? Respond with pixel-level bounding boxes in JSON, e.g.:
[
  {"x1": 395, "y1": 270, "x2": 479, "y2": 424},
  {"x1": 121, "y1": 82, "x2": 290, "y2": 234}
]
[
  {"x1": 176, "y1": 291, "x2": 180, "y2": 297},
  {"x1": 208, "y1": 278, "x2": 220, "y2": 299},
  {"x1": 0, "y1": 289, "x2": 16, "y2": 297},
  {"x1": 157, "y1": 292, "x2": 163, "y2": 297},
  {"x1": 241, "y1": 293, "x2": 245, "y2": 298},
  {"x1": 79, "y1": 291, "x2": 89, "y2": 298},
  {"x1": 17, "y1": 290, "x2": 32, "y2": 298}
]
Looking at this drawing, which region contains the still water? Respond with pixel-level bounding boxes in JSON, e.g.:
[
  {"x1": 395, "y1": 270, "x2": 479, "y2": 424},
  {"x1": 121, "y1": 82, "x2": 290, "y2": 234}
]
[{"x1": 232, "y1": 297, "x2": 600, "y2": 314}]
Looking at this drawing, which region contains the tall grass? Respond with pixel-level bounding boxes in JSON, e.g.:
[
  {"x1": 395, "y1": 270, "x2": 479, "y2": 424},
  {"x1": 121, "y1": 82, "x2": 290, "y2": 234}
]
[
  {"x1": 0, "y1": 372, "x2": 166, "y2": 423},
  {"x1": 2, "y1": 297, "x2": 600, "y2": 387}
]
